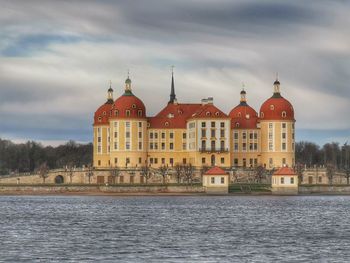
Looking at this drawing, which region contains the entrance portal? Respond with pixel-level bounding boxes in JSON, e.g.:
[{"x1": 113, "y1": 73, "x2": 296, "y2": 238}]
[{"x1": 55, "y1": 175, "x2": 64, "y2": 184}]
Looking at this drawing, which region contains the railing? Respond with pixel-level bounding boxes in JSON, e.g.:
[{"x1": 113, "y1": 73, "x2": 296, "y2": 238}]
[{"x1": 199, "y1": 147, "x2": 229, "y2": 153}]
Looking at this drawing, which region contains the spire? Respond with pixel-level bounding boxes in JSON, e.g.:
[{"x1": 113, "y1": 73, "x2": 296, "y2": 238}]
[
  {"x1": 239, "y1": 82, "x2": 248, "y2": 106},
  {"x1": 107, "y1": 80, "x2": 113, "y2": 104},
  {"x1": 168, "y1": 66, "x2": 176, "y2": 104},
  {"x1": 273, "y1": 73, "x2": 281, "y2": 98},
  {"x1": 124, "y1": 70, "x2": 132, "y2": 95}
]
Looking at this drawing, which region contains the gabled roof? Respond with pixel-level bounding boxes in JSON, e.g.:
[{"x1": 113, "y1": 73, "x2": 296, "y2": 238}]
[
  {"x1": 204, "y1": 166, "x2": 227, "y2": 176},
  {"x1": 190, "y1": 104, "x2": 229, "y2": 119},
  {"x1": 273, "y1": 167, "x2": 296, "y2": 176},
  {"x1": 148, "y1": 103, "x2": 201, "y2": 129}
]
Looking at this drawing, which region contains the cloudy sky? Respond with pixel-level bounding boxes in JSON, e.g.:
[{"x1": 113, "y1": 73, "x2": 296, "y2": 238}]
[{"x1": 0, "y1": 0, "x2": 349, "y2": 146}]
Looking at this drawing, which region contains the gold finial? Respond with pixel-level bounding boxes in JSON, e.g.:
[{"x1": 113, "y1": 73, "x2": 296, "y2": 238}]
[
  {"x1": 127, "y1": 69, "x2": 130, "y2": 79},
  {"x1": 241, "y1": 82, "x2": 245, "y2": 91},
  {"x1": 276, "y1": 72, "x2": 279, "y2": 81},
  {"x1": 109, "y1": 80, "x2": 112, "y2": 88}
]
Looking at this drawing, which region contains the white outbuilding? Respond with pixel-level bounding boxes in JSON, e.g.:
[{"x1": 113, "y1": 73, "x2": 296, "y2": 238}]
[
  {"x1": 271, "y1": 166, "x2": 298, "y2": 195},
  {"x1": 203, "y1": 166, "x2": 229, "y2": 194}
]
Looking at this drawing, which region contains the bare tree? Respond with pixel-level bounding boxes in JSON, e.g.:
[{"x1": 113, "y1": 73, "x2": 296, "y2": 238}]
[
  {"x1": 158, "y1": 165, "x2": 169, "y2": 184},
  {"x1": 326, "y1": 163, "x2": 335, "y2": 185},
  {"x1": 66, "y1": 163, "x2": 75, "y2": 184},
  {"x1": 140, "y1": 165, "x2": 152, "y2": 184},
  {"x1": 110, "y1": 166, "x2": 120, "y2": 184},
  {"x1": 255, "y1": 165, "x2": 265, "y2": 183},
  {"x1": 174, "y1": 164, "x2": 183, "y2": 183},
  {"x1": 183, "y1": 164, "x2": 195, "y2": 185},
  {"x1": 294, "y1": 163, "x2": 304, "y2": 185},
  {"x1": 38, "y1": 162, "x2": 49, "y2": 184},
  {"x1": 86, "y1": 165, "x2": 94, "y2": 184}
]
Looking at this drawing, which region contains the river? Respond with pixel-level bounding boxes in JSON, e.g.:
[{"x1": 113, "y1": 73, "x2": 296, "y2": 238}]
[{"x1": 0, "y1": 195, "x2": 349, "y2": 262}]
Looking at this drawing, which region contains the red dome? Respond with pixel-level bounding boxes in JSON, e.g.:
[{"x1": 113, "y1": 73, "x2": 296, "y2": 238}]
[
  {"x1": 229, "y1": 103, "x2": 258, "y2": 129},
  {"x1": 94, "y1": 102, "x2": 113, "y2": 125},
  {"x1": 112, "y1": 91, "x2": 146, "y2": 119},
  {"x1": 260, "y1": 96, "x2": 294, "y2": 121}
]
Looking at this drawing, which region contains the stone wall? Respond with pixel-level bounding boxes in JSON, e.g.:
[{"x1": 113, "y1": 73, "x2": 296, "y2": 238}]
[{"x1": 299, "y1": 185, "x2": 350, "y2": 194}]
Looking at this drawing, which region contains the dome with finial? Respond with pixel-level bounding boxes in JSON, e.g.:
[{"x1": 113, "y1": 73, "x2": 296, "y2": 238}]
[
  {"x1": 229, "y1": 89, "x2": 258, "y2": 129},
  {"x1": 112, "y1": 76, "x2": 146, "y2": 119},
  {"x1": 260, "y1": 78, "x2": 295, "y2": 121},
  {"x1": 94, "y1": 82, "x2": 115, "y2": 125}
]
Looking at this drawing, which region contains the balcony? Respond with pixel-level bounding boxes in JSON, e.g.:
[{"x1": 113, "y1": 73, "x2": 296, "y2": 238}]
[{"x1": 199, "y1": 147, "x2": 229, "y2": 153}]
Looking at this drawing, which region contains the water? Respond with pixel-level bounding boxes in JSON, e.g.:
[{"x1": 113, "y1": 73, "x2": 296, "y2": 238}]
[{"x1": 0, "y1": 195, "x2": 350, "y2": 262}]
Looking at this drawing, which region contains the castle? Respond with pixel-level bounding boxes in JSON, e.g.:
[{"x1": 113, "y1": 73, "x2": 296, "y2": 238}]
[{"x1": 93, "y1": 71, "x2": 295, "y2": 170}]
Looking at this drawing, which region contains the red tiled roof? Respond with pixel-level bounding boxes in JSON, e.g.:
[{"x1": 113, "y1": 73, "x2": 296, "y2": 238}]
[
  {"x1": 93, "y1": 102, "x2": 113, "y2": 126},
  {"x1": 229, "y1": 104, "x2": 258, "y2": 129},
  {"x1": 204, "y1": 166, "x2": 227, "y2": 176},
  {"x1": 111, "y1": 92, "x2": 146, "y2": 119},
  {"x1": 260, "y1": 96, "x2": 294, "y2": 121},
  {"x1": 273, "y1": 167, "x2": 296, "y2": 176},
  {"x1": 190, "y1": 104, "x2": 228, "y2": 119},
  {"x1": 148, "y1": 103, "x2": 202, "y2": 129}
]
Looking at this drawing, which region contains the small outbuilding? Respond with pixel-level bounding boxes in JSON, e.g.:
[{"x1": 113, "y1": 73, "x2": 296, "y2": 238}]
[
  {"x1": 203, "y1": 166, "x2": 229, "y2": 194},
  {"x1": 271, "y1": 166, "x2": 298, "y2": 195}
]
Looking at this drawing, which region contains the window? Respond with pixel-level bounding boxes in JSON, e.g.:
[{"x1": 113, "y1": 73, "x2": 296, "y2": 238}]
[
  {"x1": 189, "y1": 122, "x2": 195, "y2": 129},
  {"x1": 182, "y1": 143, "x2": 186, "y2": 150},
  {"x1": 150, "y1": 143, "x2": 154, "y2": 150},
  {"x1": 154, "y1": 133, "x2": 158, "y2": 139},
  {"x1": 126, "y1": 110, "x2": 130, "y2": 117},
  {"x1": 242, "y1": 132, "x2": 246, "y2": 140},
  {"x1": 150, "y1": 132, "x2": 153, "y2": 139},
  {"x1": 150, "y1": 158, "x2": 153, "y2": 164},
  {"x1": 282, "y1": 111, "x2": 287, "y2": 118},
  {"x1": 270, "y1": 105, "x2": 274, "y2": 110},
  {"x1": 282, "y1": 133, "x2": 286, "y2": 139},
  {"x1": 220, "y1": 141, "x2": 225, "y2": 149},
  {"x1": 98, "y1": 137, "x2": 101, "y2": 143},
  {"x1": 235, "y1": 123, "x2": 240, "y2": 128},
  {"x1": 161, "y1": 158, "x2": 165, "y2": 164},
  {"x1": 138, "y1": 110, "x2": 142, "y2": 117},
  {"x1": 138, "y1": 157, "x2": 142, "y2": 164},
  {"x1": 234, "y1": 159, "x2": 238, "y2": 166},
  {"x1": 201, "y1": 129, "x2": 206, "y2": 138},
  {"x1": 282, "y1": 143, "x2": 286, "y2": 150},
  {"x1": 154, "y1": 143, "x2": 158, "y2": 150},
  {"x1": 183, "y1": 158, "x2": 186, "y2": 164},
  {"x1": 221, "y1": 157, "x2": 225, "y2": 164},
  {"x1": 269, "y1": 123, "x2": 273, "y2": 129},
  {"x1": 138, "y1": 142, "x2": 142, "y2": 150},
  {"x1": 290, "y1": 177, "x2": 294, "y2": 184},
  {"x1": 161, "y1": 142, "x2": 165, "y2": 150},
  {"x1": 98, "y1": 160, "x2": 101, "y2": 166},
  {"x1": 243, "y1": 158, "x2": 246, "y2": 167},
  {"x1": 98, "y1": 117, "x2": 102, "y2": 122},
  {"x1": 169, "y1": 132, "x2": 174, "y2": 139},
  {"x1": 281, "y1": 177, "x2": 284, "y2": 184},
  {"x1": 161, "y1": 132, "x2": 165, "y2": 139},
  {"x1": 254, "y1": 133, "x2": 258, "y2": 140},
  {"x1": 220, "y1": 122, "x2": 225, "y2": 128},
  {"x1": 126, "y1": 158, "x2": 130, "y2": 164},
  {"x1": 211, "y1": 177, "x2": 215, "y2": 184},
  {"x1": 126, "y1": 131, "x2": 130, "y2": 138},
  {"x1": 211, "y1": 122, "x2": 215, "y2": 128},
  {"x1": 170, "y1": 158, "x2": 174, "y2": 165},
  {"x1": 114, "y1": 142, "x2": 118, "y2": 150},
  {"x1": 220, "y1": 129, "x2": 225, "y2": 138},
  {"x1": 132, "y1": 104, "x2": 136, "y2": 109},
  {"x1": 202, "y1": 157, "x2": 206, "y2": 164},
  {"x1": 154, "y1": 158, "x2": 158, "y2": 164},
  {"x1": 183, "y1": 133, "x2": 186, "y2": 139},
  {"x1": 234, "y1": 132, "x2": 239, "y2": 140},
  {"x1": 242, "y1": 143, "x2": 246, "y2": 151},
  {"x1": 201, "y1": 140, "x2": 206, "y2": 149},
  {"x1": 282, "y1": 158, "x2": 286, "y2": 164},
  {"x1": 126, "y1": 142, "x2": 130, "y2": 150},
  {"x1": 234, "y1": 143, "x2": 238, "y2": 151},
  {"x1": 211, "y1": 129, "x2": 215, "y2": 138},
  {"x1": 170, "y1": 143, "x2": 174, "y2": 150},
  {"x1": 211, "y1": 141, "x2": 215, "y2": 150},
  {"x1": 114, "y1": 158, "x2": 118, "y2": 164},
  {"x1": 260, "y1": 112, "x2": 264, "y2": 118},
  {"x1": 138, "y1": 131, "x2": 142, "y2": 138},
  {"x1": 269, "y1": 142, "x2": 273, "y2": 151},
  {"x1": 221, "y1": 177, "x2": 225, "y2": 184},
  {"x1": 318, "y1": 176, "x2": 322, "y2": 183},
  {"x1": 201, "y1": 122, "x2": 206, "y2": 128},
  {"x1": 282, "y1": 123, "x2": 286, "y2": 129},
  {"x1": 269, "y1": 133, "x2": 273, "y2": 140},
  {"x1": 115, "y1": 110, "x2": 119, "y2": 116},
  {"x1": 138, "y1": 122, "x2": 142, "y2": 128},
  {"x1": 114, "y1": 132, "x2": 118, "y2": 138},
  {"x1": 249, "y1": 133, "x2": 253, "y2": 139}
]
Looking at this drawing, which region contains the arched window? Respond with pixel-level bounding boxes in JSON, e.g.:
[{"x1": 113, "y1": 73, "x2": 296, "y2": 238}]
[
  {"x1": 215, "y1": 112, "x2": 220, "y2": 116},
  {"x1": 126, "y1": 110, "x2": 130, "y2": 117},
  {"x1": 98, "y1": 117, "x2": 102, "y2": 122},
  {"x1": 260, "y1": 112, "x2": 264, "y2": 118},
  {"x1": 235, "y1": 122, "x2": 240, "y2": 128},
  {"x1": 103, "y1": 111, "x2": 106, "y2": 115},
  {"x1": 206, "y1": 111, "x2": 210, "y2": 116},
  {"x1": 115, "y1": 110, "x2": 119, "y2": 116},
  {"x1": 270, "y1": 105, "x2": 274, "y2": 110},
  {"x1": 282, "y1": 111, "x2": 287, "y2": 118},
  {"x1": 165, "y1": 121, "x2": 169, "y2": 127},
  {"x1": 138, "y1": 110, "x2": 142, "y2": 117},
  {"x1": 238, "y1": 112, "x2": 241, "y2": 117},
  {"x1": 132, "y1": 104, "x2": 136, "y2": 109}
]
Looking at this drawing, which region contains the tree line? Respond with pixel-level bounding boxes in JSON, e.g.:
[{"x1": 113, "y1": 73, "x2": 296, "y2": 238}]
[
  {"x1": 0, "y1": 138, "x2": 349, "y2": 176},
  {"x1": 0, "y1": 138, "x2": 92, "y2": 175}
]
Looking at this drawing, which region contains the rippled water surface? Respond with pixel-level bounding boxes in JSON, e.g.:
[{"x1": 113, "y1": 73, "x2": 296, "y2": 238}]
[{"x1": 1, "y1": 195, "x2": 350, "y2": 262}]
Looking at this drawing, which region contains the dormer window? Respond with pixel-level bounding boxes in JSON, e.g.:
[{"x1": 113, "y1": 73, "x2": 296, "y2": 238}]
[
  {"x1": 132, "y1": 104, "x2": 136, "y2": 109},
  {"x1": 261, "y1": 112, "x2": 264, "y2": 118},
  {"x1": 165, "y1": 121, "x2": 169, "y2": 127},
  {"x1": 206, "y1": 111, "x2": 210, "y2": 116},
  {"x1": 246, "y1": 114, "x2": 250, "y2": 119},
  {"x1": 235, "y1": 122, "x2": 240, "y2": 128},
  {"x1": 282, "y1": 111, "x2": 287, "y2": 118},
  {"x1": 115, "y1": 110, "x2": 119, "y2": 116},
  {"x1": 126, "y1": 110, "x2": 130, "y2": 117},
  {"x1": 238, "y1": 112, "x2": 241, "y2": 117},
  {"x1": 138, "y1": 110, "x2": 143, "y2": 117},
  {"x1": 215, "y1": 112, "x2": 220, "y2": 116},
  {"x1": 270, "y1": 105, "x2": 274, "y2": 110},
  {"x1": 98, "y1": 117, "x2": 102, "y2": 122},
  {"x1": 167, "y1": 113, "x2": 174, "y2": 118}
]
